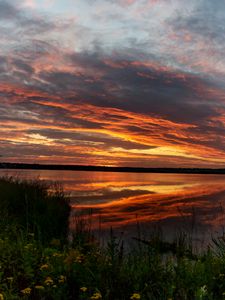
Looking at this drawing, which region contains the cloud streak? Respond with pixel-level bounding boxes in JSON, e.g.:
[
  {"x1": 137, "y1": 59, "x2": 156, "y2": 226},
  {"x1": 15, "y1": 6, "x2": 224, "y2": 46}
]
[{"x1": 0, "y1": 0, "x2": 224, "y2": 167}]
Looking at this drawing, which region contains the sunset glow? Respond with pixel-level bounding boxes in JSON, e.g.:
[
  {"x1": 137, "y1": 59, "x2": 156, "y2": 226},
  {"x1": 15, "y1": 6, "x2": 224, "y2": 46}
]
[
  {"x1": 0, "y1": 0, "x2": 225, "y2": 167},
  {"x1": 67, "y1": 172, "x2": 225, "y2": 231}
]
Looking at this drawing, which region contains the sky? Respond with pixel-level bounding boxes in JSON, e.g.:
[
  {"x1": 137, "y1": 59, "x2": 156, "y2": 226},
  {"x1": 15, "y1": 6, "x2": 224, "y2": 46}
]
[{"x1": 0, "y1": 0, "x2": 224, "y2": 167}]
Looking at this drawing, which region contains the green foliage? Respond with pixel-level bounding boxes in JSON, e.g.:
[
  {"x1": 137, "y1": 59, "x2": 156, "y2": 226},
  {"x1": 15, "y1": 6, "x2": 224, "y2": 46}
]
[
  {"x1": 2, "y1": 177, "x2": 225, "y2": 299},
  {"x1": 0, "y1": 177, "x2": 70, "y2": 244}
]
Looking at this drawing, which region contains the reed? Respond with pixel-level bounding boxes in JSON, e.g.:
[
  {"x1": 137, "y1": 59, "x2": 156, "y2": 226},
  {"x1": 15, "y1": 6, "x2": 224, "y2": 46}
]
[{"x1": 0, "y1": 176, "x2": 70, "y2": 244}]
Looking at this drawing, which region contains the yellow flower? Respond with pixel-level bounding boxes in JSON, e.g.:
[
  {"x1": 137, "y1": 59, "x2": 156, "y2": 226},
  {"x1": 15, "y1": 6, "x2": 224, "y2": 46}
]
[
  {"x1": 91, "y1": 292, "x2": 102, "y2": 299},
  {"x1": 35, "y1": 285, "x2": 45, "y2": 290},
  {"x1": 76, "y1": 255, "x2": 84, "y2": 263},
  {"x1": 0, "y1": 293, "x2": 4, "y2": 300},
  {"x1": 44, "y1": 277, "x2": 54, "y2": 286},
  {"x1": 21, "y1": 288, "x2": 32, "y2": 295},
  {"x1": 58, "y1": 275, "x2": 66, "y2": 284},
  {"x1": 130, "y1": 293, "x2": 141, "y2": 300},
  {"x1": 80, "y1": 287, "x2": 87, "y2": 292},
  {"x1": 40, "y1": 264, "x2": 49, "y2": 270},
  {"x1": 64, "y1": 249, "x2": 83, "y2": 266},
  {"x1": 53, "y1": 252, "x2": 63, "y2": 257}
]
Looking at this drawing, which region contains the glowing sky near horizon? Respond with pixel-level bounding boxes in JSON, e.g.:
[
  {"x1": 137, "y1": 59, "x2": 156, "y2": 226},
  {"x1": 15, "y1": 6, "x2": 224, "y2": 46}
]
[{"x1": 0, "y1": 0, "x2": 225, "y2": 167}]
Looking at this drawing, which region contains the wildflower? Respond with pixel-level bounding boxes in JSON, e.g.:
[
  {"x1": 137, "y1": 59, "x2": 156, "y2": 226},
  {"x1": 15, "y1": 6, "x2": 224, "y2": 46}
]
[
  {"x1": 58, "y1": 275, "x2": 66, "y2": 284},
  {"x1": 200, "y1": 285, "x2": 207, "y2": 294},
  {"x1": 130, "y1": 293, "x2": 141, "y2": 300},
  {"x1": 35, "y1": 285, "x2": 45, "y2": 290},
  {"x1": 6, "y1": 277, "x2": 13, "y2": 282},
  {"x1": 197, "y1": 285, "x2": 207, "y2": 298},
  {"x1": 40, "y1": 264, "x2": 49, "y2": 271},
  {"x1": 64, "y1": 249, "x2": 83, "y2": 266},
  {"x1": 53, "y1": 252, "x2": 62, "y2": 257},
  {"x1": 44, "y1": 277, "x2": 54, "y2": 286},
  {"x1": 91, "y1": 292, "x2": 102, "y2": 299},
  {"x1": 21, "y1": 288, "x2": 32, "y2": 295},
  {"x1": 0, "y1": 293, "x2": 4, "y2": 300},
  {"x1": 80, "y1": 287, "x2": 87, "y2": 292},
  {"x1": 76, "y1": 255, "x2": 84, "y2": 263}
]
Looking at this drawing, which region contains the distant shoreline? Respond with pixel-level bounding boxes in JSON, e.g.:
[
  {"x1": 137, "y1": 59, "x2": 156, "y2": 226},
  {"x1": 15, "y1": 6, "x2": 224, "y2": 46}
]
[{"x1": 0, "y1": 162, "x2": 225, "y2": 174}]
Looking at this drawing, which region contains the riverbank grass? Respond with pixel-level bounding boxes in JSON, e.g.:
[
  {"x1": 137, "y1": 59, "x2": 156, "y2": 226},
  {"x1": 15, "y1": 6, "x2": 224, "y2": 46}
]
[{"x1": 1, "y1": 177, "x2": 225, "y2": 299}]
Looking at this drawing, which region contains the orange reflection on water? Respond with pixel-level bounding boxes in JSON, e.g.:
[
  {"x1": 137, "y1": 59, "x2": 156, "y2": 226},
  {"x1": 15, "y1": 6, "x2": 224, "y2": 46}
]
[
  {"x1": 0, "y1": 169, "x2": 224, "y2": 237},
  {"x1": 72, "y1": 184, "x2": 225, "y2": 226},
  {"x1": 69, "y1": 173, "x2": 225, "y2": 236}
]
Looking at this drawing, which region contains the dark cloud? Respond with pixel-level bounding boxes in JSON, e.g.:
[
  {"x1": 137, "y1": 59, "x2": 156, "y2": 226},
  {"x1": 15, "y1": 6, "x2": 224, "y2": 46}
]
[
  {"x1": 0, "y1": 1, "x2": 18, "y2": 20},
  {"x1": 171, "y1": 0, "x2": 225, "y2": 37},
  {"x1": 13, "y1": 59, "x2": 34, "y2": 75},
  {"x1": 32, "y1": 50, "x2": 222, "y2": 125}
]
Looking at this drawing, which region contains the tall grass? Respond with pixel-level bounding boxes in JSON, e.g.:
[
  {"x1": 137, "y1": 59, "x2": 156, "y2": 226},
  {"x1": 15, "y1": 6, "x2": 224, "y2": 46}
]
[{"x1": 0, "y1": 176, "x2": 70, "y2": 244}]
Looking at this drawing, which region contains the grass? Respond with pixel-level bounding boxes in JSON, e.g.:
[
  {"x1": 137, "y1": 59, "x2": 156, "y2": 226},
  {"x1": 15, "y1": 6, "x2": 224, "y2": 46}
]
[
  {"x1": 1, "y1": 177, "x2": 225, "y2": 299},
  {"x1": 0, "y1": 177, "x2": 70, "y2": 244}
]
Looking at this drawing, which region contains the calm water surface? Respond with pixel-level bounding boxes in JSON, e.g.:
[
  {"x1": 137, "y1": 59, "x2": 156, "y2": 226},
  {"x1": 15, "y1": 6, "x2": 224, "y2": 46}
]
[{"x1": 1, "y1": 169, "x2": 225, "y2": 243}]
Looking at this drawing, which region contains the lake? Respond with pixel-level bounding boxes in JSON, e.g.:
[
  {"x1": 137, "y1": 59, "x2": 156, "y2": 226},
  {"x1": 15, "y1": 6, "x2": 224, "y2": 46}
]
[{"x1": 1, "y1": 169, "x2": 225, "y2": 245}]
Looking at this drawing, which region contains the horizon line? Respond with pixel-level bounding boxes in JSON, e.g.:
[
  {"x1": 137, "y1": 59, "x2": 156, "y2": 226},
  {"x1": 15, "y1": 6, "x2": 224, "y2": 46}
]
[{"x1": 0, "y1": 162, "x2": 225, "y2": 174}]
